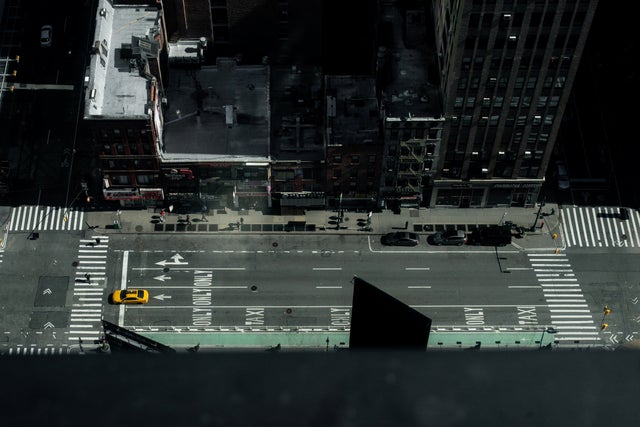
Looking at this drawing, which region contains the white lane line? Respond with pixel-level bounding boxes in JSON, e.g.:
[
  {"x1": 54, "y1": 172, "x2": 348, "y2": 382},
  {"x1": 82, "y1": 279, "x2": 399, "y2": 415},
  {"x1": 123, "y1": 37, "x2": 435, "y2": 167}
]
[
  {"x1": 312, "y1": 267, "x2": 343, "y2": 271},
  {"x1": 560, "y1": 209, "x2": 571, "y2": 247},
  {"x1": 548, "y1": 304, "x2": 589, "y2": 308},
  {"x1": 597, "y1": 207, "x2": 608, "y2": 247},
  {"x1": 508, "y1": 286, "x2": 540, "y2": 289},
  {"x1": 554, "y1": 331, "x2": 600, "y2": 336},
  {"x1": 579, "y1": 208, "x2": 589, "y2": 247},
  {"x1": 550, "y1": 315, "x2": 594, "y2": 319},
  {"x1": 549, "y1": 309, "x2": 591, "y2": 313},
  {"x1": 405, "y1": 267, "x2": 431, "y2": 270},
  {"x1": 589, "y1": 207, "x2": 600, "y2": 246},
  {"x1": 316, "y1": 286, "x2": 343, "y2": 289},
  {"x1": 533, "y1": 269, "x2": 573, "y2": 272},
  {"x1": 69, "y1": 324, "x2": 95, "y2": 329},
  {"x1": 531, "y1": 264, "x2": 572, "y2": 267},
  {"x1": 408, "y1": 286, "x2": 431, "y2": 289},
  {"x1": 586, "y1": 207, "x2": 596, "y2": 246},
  {"x1": 119, "y1": 251, "x2": 129, "y2": 327},
  {"x1": 573, "y1": 208, "x2": 583, "y2": 247},
  {"x1": 544, "y1": 294, "x2": 585, "y2": 298},
  {"x1": 540, "y1": 284, "x2": 580, "y2": 287},
  {"x1": 527, "y1": 253, "x2": 567, "y2": 257},
  {"x1": 537, "y1": 278, "x2": 577, "y2": 281},
  {"x1": 605, "y1": 207, "x2": 615, "y2": 246},
  {"x1": 630, "y1": 210, "x2": 640, "y2": 247},
  {"x1": 543, "y1": 289, "x2": 582, "y2": 292}
]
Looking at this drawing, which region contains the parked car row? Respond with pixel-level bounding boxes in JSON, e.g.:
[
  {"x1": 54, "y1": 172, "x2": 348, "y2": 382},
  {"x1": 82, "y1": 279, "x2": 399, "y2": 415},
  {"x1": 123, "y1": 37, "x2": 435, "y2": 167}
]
[{"x1": 381, "y1": 225, "x2": 512, "y2": 247}]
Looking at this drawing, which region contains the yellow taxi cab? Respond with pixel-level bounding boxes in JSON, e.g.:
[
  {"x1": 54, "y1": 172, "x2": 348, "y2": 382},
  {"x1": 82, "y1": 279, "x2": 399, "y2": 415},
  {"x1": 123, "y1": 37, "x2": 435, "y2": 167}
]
[{"x1": 112, "y1": 289, "x2": 149, "y2": 305}]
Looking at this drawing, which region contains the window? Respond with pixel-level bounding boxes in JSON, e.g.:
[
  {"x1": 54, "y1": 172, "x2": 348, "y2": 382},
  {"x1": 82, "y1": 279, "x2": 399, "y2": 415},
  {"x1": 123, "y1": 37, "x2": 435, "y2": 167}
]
[
  {"x1": 333, "y1": 169, "x2": 341, "y2": 179},
  {"x1": 454, "y1": 97, "x2": 464, "y2": 108},
  {"x1": 466, "y1": 97, "x2": 476, "y2": 108},
  {"x1": 333, "y1": 155, "x2": 342, "y2": 164},
  {"x1": 494, "y1": 97, "x2": 503, "y2": 107},
  {"x1": 482, "y1": 97, "x2": 491, "y2": 107},
  {"x1": 351, "y1": 155, "x2": 360, "y2": 164},
  {"x1": 368, "y1": 155, "x2": 376, "y2": 164},
  {"x1": 111, "y1": 175, "x2": 130, "y2": 185}
]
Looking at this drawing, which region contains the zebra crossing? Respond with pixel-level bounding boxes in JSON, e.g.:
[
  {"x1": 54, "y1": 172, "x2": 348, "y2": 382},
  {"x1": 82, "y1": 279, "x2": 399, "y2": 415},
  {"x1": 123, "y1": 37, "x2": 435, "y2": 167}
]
[
  {"x1": 8, "y1": 205, "x2": 85, "y2": 232},
  {"x1": 5, "y1": 346, "x2": 67, "y2": 356},
  {"x1": 68, "y1": 235, "x2": 109, "y2": 344},
  {"x1": 528, "y1": 253, "x2": 600, "y2": 347},
  {"x1": 560, "y1": 206, "x2": 640, "y2": 248}
]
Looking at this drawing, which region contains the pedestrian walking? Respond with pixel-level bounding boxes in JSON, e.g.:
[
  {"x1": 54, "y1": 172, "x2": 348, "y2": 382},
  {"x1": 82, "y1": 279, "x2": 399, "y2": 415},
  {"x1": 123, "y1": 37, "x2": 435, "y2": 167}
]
[
  {"x1": 186, "y1": 214, "x2": 191, "y2": 226},
  {"x1": 95, "y1": 238, "x2": 101, "y2": 245},
  {"x1": 160, "y1": 209, "x2": 166, "y2": 222},
  {"x1": 201, "y1": 212, "x2": 208, "y2": 222},
  {"x1": 85, "y1": 273, "x2": 91, "y2": 283}
]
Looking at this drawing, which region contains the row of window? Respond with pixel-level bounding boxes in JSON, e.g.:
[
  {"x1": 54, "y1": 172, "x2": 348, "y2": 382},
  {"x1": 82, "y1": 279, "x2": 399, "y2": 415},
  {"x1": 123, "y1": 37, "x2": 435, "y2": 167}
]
[
  {"x1": 100, "y1": 142, "x2": 154, "y2": 156},
  {"x1": 108, "y1": 174, "x2": 160, "y2": 186},
  {"x1": 455, "y1": 95, "x2": 560, "y2": 109},
  {"x1": 331, "y1": 155, "x2": 376, "y2": 164},
  {"x1": 469, "y1": 10, "x2": 587, "y2": 29},
  {"x1": 458, "y1": 75, "x2": 565, "y2": 90}
]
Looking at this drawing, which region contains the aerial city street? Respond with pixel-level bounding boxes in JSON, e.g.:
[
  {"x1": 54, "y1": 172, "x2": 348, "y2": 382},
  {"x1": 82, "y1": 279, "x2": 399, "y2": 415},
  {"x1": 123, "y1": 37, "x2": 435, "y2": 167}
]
[{"x1": 1, "y1": 0, "x2": 639, "y2": 357}]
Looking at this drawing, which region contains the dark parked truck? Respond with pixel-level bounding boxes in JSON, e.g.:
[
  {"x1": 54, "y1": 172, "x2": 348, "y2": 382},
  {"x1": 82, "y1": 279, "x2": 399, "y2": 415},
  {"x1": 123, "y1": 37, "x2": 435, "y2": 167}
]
[{"x1": 468, "y1": 225, "x2": 512, "y2": 246}]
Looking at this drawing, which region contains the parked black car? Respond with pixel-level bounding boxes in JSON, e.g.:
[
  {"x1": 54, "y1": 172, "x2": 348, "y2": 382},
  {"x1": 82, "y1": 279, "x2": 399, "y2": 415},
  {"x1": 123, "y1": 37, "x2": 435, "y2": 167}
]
[
  {"x1": 428, "y1": 230, "x2": 467, "y2": 246},
  {"x1": 468, "y1": 225, "x2": 512, "y2": 246},
  {"x1": 381, "y1": 231, "x2": 420, "y2": 246}
]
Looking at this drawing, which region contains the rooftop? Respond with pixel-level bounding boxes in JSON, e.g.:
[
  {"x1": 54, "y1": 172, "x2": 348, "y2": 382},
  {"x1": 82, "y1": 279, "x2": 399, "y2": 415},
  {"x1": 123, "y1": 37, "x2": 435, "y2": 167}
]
[
  {"x1": 325, "y1": 75, "x2": 379, "y2": 146},
  {"x1": 161, "y1": 58, "x2": 270, "y2": 162},
  {"x1": 270, "y1": 66, "x2": 325, "y2": 162},
  {"x1": 84, "y1": 0, "x2": 161, "y2": 120},
  {"x1": 380, "y1": 3, "x2": 442, "y2": 121}
]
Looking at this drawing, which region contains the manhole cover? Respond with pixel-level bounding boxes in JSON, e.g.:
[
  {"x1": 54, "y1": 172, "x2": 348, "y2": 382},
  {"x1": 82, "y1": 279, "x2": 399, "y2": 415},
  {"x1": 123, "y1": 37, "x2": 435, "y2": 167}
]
[
  {"x1": 72, "y1": 261, "x2": 79, "y2": 267},
  {"x1": 163, "y1": 267, "x2": 170, "y2": 273},
  {"x1": 250, "y1": 285, "x2": 258, "y2": 292},
  {"x1": 135, "y1": 225, "x2": 143, "y2": 232},
  {"x1": 286, "y1": 308, "x2": 292, "y2": 314},
  {"x1": 272, "y1": 242, "x2": 278, "y2": 247}
]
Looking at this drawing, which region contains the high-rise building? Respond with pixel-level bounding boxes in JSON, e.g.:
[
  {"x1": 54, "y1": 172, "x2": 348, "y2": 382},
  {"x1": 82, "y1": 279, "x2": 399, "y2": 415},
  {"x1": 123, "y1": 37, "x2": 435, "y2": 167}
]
[{"x1": 430, "y1": 0, "x2": 599, "y2": 208}]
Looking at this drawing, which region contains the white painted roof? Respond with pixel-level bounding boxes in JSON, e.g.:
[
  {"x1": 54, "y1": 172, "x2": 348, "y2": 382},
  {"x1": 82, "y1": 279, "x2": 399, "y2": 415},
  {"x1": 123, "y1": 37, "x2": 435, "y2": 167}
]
[{"x1": 84, "y1": 0, "x2": 161, "y2": 119}]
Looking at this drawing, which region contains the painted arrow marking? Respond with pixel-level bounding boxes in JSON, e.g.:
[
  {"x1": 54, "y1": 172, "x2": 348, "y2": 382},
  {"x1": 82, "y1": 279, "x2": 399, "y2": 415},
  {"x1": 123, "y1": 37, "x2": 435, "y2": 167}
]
[
  {"x1": 42, "y1": 288, "x2": 52, "y2": 295},
  {"x1": 155, "y1": 253, "x2": 188, "y2": 267},
  {"x1": 631, "y1": 296, "x2": 638, "y2": 305},
  {"x1": 153, "y1": 294, "x2": 172, "y2": 301},
  {"x1": 610, "y1": 334, "x2": 619, "y2": 344},
  {"x1": 43, "y1": 322, "x2": 54, "y2": 329},
  {"x1": 154, "y1": 274, "x2": 172, "y2": 282}
]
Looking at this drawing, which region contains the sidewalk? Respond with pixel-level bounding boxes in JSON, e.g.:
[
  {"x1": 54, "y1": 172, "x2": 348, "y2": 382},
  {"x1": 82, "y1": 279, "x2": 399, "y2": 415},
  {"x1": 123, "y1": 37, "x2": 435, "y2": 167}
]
[{"x1": 84, "y1": 203, "x2": 563, "y2": 251}]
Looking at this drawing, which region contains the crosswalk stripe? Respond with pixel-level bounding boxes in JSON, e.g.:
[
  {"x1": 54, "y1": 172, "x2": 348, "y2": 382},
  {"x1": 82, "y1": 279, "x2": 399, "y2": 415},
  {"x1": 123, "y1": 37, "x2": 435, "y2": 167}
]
[
  {"x1": 8, "y1": 206, "x2": 86, "y2": 231},
  {"x1": 560, "y1": 206, "x2": 640, "y2": 248}
]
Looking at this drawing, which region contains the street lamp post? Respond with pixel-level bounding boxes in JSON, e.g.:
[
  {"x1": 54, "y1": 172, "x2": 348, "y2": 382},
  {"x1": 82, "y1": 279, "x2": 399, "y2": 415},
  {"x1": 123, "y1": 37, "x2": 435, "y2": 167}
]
[
  {"x1": 539, "y1": 326, "x2": 557, "y2": 349},
  {"x1": 530, "y1": 198, "x2": 546, "y2": 232}
]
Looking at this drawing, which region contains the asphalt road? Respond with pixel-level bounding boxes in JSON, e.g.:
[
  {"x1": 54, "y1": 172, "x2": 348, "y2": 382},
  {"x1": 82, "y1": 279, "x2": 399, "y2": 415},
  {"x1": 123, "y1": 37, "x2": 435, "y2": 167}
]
[
  {"x1": 4, "y1": 229, "x2": 640, "y2": 353},
  {"x1": 102, "y1": 234, "x2": 554, "y2": 332}
]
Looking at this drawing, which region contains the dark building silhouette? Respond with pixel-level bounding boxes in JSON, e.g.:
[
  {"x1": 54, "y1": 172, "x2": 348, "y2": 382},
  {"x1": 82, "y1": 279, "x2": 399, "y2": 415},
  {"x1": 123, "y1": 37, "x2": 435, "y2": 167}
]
[
  {"x1": 430, "y1": 0, "x2": 599, "y2": 207},
  {"x1": 350, "y1": 276, "x2": 432, "y2": 349}
]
